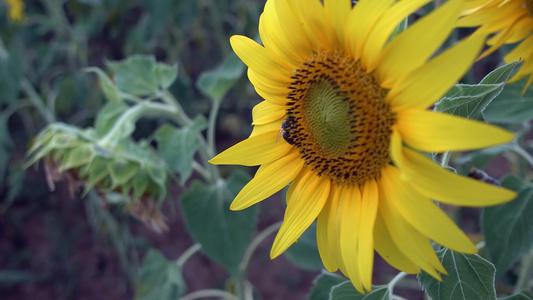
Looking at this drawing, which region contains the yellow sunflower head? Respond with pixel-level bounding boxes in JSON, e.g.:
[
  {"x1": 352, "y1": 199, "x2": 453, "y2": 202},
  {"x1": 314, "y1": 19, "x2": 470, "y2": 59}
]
[
  {"x1": 458, "y1": 0, "x2": 533, "y2": 92},
  {"x1": 210, "y1": 0, "x2": 516, "y2": 293}
]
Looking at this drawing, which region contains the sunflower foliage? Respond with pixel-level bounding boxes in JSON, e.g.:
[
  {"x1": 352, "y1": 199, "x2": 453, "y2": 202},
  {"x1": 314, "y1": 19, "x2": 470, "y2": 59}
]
[{"x1": 5, "y1": 0, "x2": 533, "y2": 300}]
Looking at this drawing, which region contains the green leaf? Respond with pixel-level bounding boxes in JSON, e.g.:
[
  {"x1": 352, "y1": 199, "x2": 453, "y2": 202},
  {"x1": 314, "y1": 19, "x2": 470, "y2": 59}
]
[
  {"x1": 94, "y1": 101, "x2": 130, "y2": 137},
  {"x1": 0, "y1": 46, "x2": 25, "y2": 105},
  {"x1": 481, "y1": 176, "x2": 533, "y2": 276},
  {"x1": 330, "y1": 282, "x2": 391, "y2": 300},
  {"x1": 154, "y1": 116, "x2": 207, "y2": 184},
  {"x1": 283, "y1": 222, "x2": 323, "y2": 270},
  {"x1": 85, "y1": 67, "x2": 122, "y2": 102},
  {"x1": 0, "y1": 115, "x2": 13, "y2": 185},
  {"x1": 181, "y1": 172, "x2": 258, "y2": 277},
  {"x1": 455, "y1": 144, "x2": 514, "y2": 171},
  {"x1": 196, "y1": 53, "x2": 245, "y2": 102},
  {"x1": 418, "y1": 248, "x2": 497, "y2": 300},
  {"x1": 499, "y1": 293, "x2": 533, "y2": 300},
  {"x1": 435, "y1": 61, "x2": 519, "y2": 120},
  {"x1": 135, "y1": 248, "x2": 186, "y2": 300},
  {"x1": 308, "y1": 271, "x2": 349, "y2": 300},
  {"x1": 484, "y1": 97, "x2": 533, "y2": 124},
  {"x1": 107, "y1": 55, "x2": 178, "y2": 97}
]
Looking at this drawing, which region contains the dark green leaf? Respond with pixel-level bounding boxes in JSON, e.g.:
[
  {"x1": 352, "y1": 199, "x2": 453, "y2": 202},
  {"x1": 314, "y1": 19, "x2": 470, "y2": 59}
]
[
  {"x1": 196, "y1": 53, "x2": 245, "y2": 102},
  {"x1": 181, "y1": 172, "x2": 258, "y2": 277},
  {"x1": 484, "y1": 97, "x2": 533, "y2": 124},
  {"x1": 135, "y1": 248, "x2": 186, "y2": 300},
  {"x1": 0, "y1": 115, "x2": 13, "y2": 185},
  {"x1": 308, "y1": 271, "x2": 349, "y2": 300},
  {"x1": 154, "y1": 116, "x2": 206, "y2": 184},
  {"x1": 284, "y1": 222, "x2": 323, "y2": 270},
  {"x1": 330, "y1": 282, "x2": 391, "y2": 300},
  {"x1": 499, "y1": 293, "x2": 533, "y2": 300},
  {"x1": 107, "y1": 55, "x2": 178, "y2": 97},
  {"x1": 435, "y1": 61, "x2": 519, "y2": 120},
  {"x1": 481, "y1": 177, "x2": 533, "y2": 276},
  {"x1": 0, "y1": 46, "x2": 24, "y2": 105},
  {"x1": 418, "y1": 249, "x2": 496, "y2": 300}
]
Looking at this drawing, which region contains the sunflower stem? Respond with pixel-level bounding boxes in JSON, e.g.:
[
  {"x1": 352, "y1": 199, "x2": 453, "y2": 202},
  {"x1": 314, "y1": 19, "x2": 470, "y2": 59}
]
[
  {"x1": 388, "y1": 271, "x2": 408, "y2": 290},
  {"x1": 440, "y1": 151, "x2": 451, "y2": 168},
  {"x1": 514, "y1": 248, "x2": 533, "y2": 294},
  {"x1": 179, "y1": 289, "x2": 238, "y2": 300},
  {"x1": 176, "y1": 243, "x2": 202, "y2": 269},
  {"x1": 511, "y1": 144, "x2": 533, "y2": 169},
  {"x1": 236, "y1": 221, "x2": 283, "y2": 300}
]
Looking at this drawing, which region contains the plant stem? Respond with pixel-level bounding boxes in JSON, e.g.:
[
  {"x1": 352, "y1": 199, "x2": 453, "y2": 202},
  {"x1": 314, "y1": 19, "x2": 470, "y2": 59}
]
[
  {"x1": 176, "y1": 243, "x2": 201, "y2": 269},
  {"x1": 207, "y1": 98, "x2": 221, "y2": 158},
  {"x1": 20, "y1": 78, "x2": 56, "y2": 124},
  {"x1": 179, "y1": 289, "x2": 238, "y2": 300},
  {"x1": 514, "y1": 249, "x2": 533, "y2": 294},
  {"x1": 512, "y1": 144, "x2": 533, "y2": 169},
  {"x1": 440, "y1": 151, "x2": 451, "y2": 168},
  {"x1": 98, "y1": 102, "x2": 177, "y2": 148},
  {"x1": 388, "y1": 272, "x2": 408, "y2": 290},
  {"x1": 236, "y1": 221, "x2": 283, "y2": 300}
]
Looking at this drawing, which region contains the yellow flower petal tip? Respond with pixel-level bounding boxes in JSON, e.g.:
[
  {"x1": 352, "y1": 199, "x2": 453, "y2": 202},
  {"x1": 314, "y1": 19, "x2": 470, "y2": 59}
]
[{"x1": 220, "y1": 0, "x2": 517, "y2": 291}]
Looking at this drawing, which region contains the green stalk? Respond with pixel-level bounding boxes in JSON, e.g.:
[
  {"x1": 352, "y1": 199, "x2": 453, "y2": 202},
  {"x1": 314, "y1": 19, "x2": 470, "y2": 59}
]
[
  {"x1": 514, "y1": 249, "x2": 533, "y2": 294},
  {"x1": 236, "y1": 221, "x2": 283, "y2": 300},
  {"x1": 180, "y1": 289, "x2": 238, "y2": 300},
  {"x1": 98, "y1": 102, "x2": 177, "y2": 148}
]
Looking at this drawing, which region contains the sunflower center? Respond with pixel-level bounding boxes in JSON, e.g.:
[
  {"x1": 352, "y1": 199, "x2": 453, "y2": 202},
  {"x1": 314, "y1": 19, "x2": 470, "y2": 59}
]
[
  {"x1": 526, "y1": 0, "x2": 533, "y2": 17},
  {"x1": 284, "y1": 51, "x2": 395, "y2": 186}
]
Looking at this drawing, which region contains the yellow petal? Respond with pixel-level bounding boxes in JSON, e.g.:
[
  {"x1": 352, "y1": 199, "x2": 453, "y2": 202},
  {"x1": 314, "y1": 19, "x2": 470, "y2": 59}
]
[
  {"x1": 316, "y1": 184, "x2": 342, "y2": 272},
  {"x1": 247, "y1": 69, "x2": 290, "y2": 106},
  {"x1": 357, "y1": 179, "x2": 379, "y2": 292},
  {"x1": 272, "y1": 0, "x2": 313, "y2": 56},
  {"x1": 209, "y1": 130, "x2": 291, "y2": 166},
  {"x1": 345, "y1": 0, "x2": 395, "y2": 60},
  {"x1": 231, "y1": 150, "x2": 304, "y2": 210},
  {"x1": 387, "y1": 34, "x2": 485, "y2": 110},
  {"x1": 289, "y1": 0, "x2": 337, "y2": 50},
  {"x1": 381, "y1": 165, "x2": 477, "y2": 253},
  {"x1": 374, "y1": 214, "x2": 421, "y2": 274},
  {"x1": 396, "y1": 109, "x2": 515, "y2": 152},
  {"x1": 250, "y1": 120, "x2": 283, "y2": 138},
  {"x1": 401, "y1": 147, "x2": 517, "y2": 206},
  {"x1": 230, "y1": 35, "x2": 291, "y2": 80},
  {"x1": 271, "y1": 171, "x2": 330, "y2": 257},
  {"x1": 259, "y1": 0, "x2": 305, "y2": 67},
  {"x1": 339, "y1": 185, "x2": 364, "y2": 293},
  {"x1": 363, "y1": 0, "x2": 432, "y2": 72},
  {"x1": 379, "y1": 182, "x2": 446, "y2": 279},
  {"x1": 252, "y1": 101, "x2": 286, "y2": 126},
  {"x1": 376, "y1": 0, "x2": 462, "y2": 87},
  {"x1": 324, "y1": 0, "x2": 350, "y2": 47}
]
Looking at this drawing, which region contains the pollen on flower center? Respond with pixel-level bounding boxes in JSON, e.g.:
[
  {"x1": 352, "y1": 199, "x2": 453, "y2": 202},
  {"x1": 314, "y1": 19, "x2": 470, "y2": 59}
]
[{"x1": 283, "y1": 51, "x2": 396, "y2": 186}]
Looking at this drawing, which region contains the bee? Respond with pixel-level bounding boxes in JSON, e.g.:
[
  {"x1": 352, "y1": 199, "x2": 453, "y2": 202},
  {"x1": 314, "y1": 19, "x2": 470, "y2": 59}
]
[
  {"x1": 467, "y1": 167, "x2": 500, "y2": 186},
  {"x1": 277, "y1": 117, "x2": 296, "y2": 145}
]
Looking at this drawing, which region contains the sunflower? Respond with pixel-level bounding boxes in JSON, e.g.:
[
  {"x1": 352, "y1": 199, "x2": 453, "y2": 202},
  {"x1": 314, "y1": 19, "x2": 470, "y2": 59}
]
[
  {"x1": 210, "y1": 0, "x2": 516, "y2": 292},
  {"x1": 458, "y1": 0, "x2": 533, "y2": 92}
]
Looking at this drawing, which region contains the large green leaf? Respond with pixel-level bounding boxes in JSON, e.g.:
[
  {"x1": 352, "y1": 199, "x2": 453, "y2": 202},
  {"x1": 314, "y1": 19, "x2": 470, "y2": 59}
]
[
  {"x1": 107, "y1": 55, "x2": 178, "y2": 97},
  {"x1": 283, "y1": 222, "x2": 323, "y2": 270},
  {"x1": 418, "y1": 248, "x2": 497, "y2": 300},
  {"x1": 135, "y1": 248, "x2": 186, "y2": 300},
  {"x1": 330, "y1": 282, "x2": 391, "y2": 300},
  {"x1": 435, "y1": 61, "x2": 519, "y2": 120},
  {"x1": 181, "y1": 172, "x2": 258, "y2": 277},
  {"x1": 196, "y1": 53, "x2": 245, "y2": 102},
  {"x1": 484, "y1": 97, "x2": 533, "y2": 124},
  {"x1": 154, "y1": 116, "x2": 206, "y2": 184},
  {"x1": 308, "y1": 272, "x2": 349, "y2": 300},
  {"x1": 481, "y1": 175, "x2": 533, "y2": 276},
  {"x1": 500, "y1": 294, "x2": 533, "y2": 300}
]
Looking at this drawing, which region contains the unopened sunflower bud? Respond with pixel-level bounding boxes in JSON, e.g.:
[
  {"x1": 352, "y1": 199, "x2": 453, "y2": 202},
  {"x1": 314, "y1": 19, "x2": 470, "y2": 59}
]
[{"x1": 26, "y1": 123, "x2": 169, "y2": 232}]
